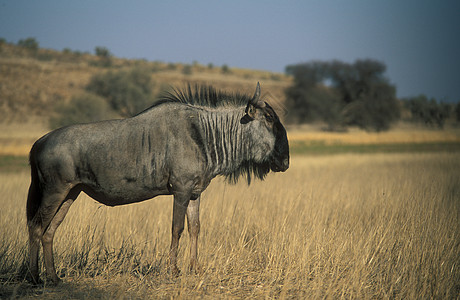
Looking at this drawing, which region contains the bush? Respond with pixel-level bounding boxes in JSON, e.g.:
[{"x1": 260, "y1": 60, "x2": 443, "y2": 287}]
[
  {"x1": 167, "y1": 63, "x2": 177, "y2": 70},
  {"x1": 49, "y1": 93, "x2": 114, "y2": 129},
  {"x1": 221, "y1": 64, "x2": 231, "y2": 74},
  {"x1": 455, "y1": 102, "x2": 460, "y2": 123},
  {"x1": 95, "y1": 46, "x2": 111, "y2": 58},
  {"x1": 92, "y1": 46, "x2": 112, "y2": 67},
  {"x1": 86, "y1": 67, "x2": 154, "y2": 117},
  {"x1": 182, "y1": 64, "x2": 193, "y2": 75},
  {"x1": 403, "y1": 95, "x2": 451, "y2": 128},
  {"x1": 17, "y1": 37, "x2": 39, "y2": 53}
]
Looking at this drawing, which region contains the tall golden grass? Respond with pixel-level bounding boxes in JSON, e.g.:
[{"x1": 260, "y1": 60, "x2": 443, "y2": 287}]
[
  {"x1": 287, "y1": 124, "x2": 460, "y2": 145},
  {"x1": 1, "y1": 153, "x2": 459, "y2": 298}
]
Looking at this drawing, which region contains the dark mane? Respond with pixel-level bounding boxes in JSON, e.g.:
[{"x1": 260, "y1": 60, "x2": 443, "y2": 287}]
[
  {"x1": 154, "y1": 85, "x2": 254, "y2": 109},
  {"x1": 146, "y1": 85, "x2": 274, "y2": 185}
]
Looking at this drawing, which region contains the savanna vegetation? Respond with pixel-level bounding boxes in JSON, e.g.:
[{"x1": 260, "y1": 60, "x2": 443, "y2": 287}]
[
  {"x1": 0, "y1": 39, "x2": 289, "y2": 125},
  {"x1": 1, "y1": 153, "x2": 459, "y2": 298},
  {"x1": 1, "y1": 38, "x2": 459, "y2": 130},
  {"x1": 1, "y1": 38, "x2": 460, "y2": 298}
]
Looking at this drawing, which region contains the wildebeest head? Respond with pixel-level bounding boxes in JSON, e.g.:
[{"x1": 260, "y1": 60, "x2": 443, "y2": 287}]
[{"x1": 241, "y1": 83, "x2": 290, "y2": 173}]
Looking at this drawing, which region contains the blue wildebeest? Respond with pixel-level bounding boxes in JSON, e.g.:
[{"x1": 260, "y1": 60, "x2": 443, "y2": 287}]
[{"x1": 26, "y1": 83, "x2": 289, "y2": 284}]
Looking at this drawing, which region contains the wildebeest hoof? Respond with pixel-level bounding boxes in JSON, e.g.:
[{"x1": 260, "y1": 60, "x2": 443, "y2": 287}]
[
  {"x1": 188, "y1": 264, "x2": 202, "y2": 275},
  {"x1": 46, "y1": 276, "x2": 62, "y2": 286},
  {"x1": 25, "y1": 274, "x2": 43, "y2": 286},
  {"x1": 169, "y1": 266, "x2": 181, "y2": 277}
]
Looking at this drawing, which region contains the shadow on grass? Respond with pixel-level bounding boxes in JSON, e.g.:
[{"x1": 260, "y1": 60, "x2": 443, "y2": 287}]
[
  {"x1": 0, "y1": 280, "x2": 110, "y2": 299},
  {"x1": 0, "y1": 258, "x2": 165, "y2": 299},
  {"x1": 0, "y1": 238, "x2": 165, "y2": 298}
]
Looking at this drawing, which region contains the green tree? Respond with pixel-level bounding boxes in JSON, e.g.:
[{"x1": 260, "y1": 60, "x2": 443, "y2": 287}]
[
  {"x1": 285, "y1": 61, "x2": 339, "y2": 127},
  {"x1": 285, "y1": 59, "x2": 400, "y2": 131}
]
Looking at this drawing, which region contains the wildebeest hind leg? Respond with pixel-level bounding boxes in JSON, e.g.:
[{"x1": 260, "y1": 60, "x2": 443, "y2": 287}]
[
  {"x1": 41, "y1": 187, "x2": 80, "y2": 284},
  {"x1": 27, "y1": 223, "x2": 41, "y2": 284}
]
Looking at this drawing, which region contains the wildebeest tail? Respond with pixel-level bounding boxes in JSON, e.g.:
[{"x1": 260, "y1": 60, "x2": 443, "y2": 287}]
[{"x1": 27, "y1": 146, "x2": 42, "y2": 223}]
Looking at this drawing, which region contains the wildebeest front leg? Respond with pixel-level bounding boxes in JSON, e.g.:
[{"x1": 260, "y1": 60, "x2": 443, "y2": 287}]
[
  {"x1": 187, "y1": 196, "x2": 201, "y2": 273},
  {"x1": 169, "y1": 193, "x2": 189, "y2": 276}
]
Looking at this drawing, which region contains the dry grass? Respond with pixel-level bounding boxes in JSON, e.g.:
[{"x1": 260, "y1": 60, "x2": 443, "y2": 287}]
[
  {"x1": 2, "y1": 121, "x2": 459, "y2": 157},
  {"x1": 287, "y1": 124, "x2": 460, "y2": 145},
  {"x1": 1, "y1": 153, "x2": 459, "y2": 298},
  {"x1": 0, "y1": 122, "x2": 49, "y2": 156}
]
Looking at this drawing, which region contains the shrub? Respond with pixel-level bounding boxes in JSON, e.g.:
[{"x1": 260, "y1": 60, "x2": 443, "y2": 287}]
[
  {"x1": 403, "y1": 95, "x2": 451, "y2": 128},
  {"x1": 455, "y1": 102, "x2": 460, "y2": 123},
  {"x1": 221, "y1": 64, "x2": 231, "y2": 74},
  {"x1": 17, "y1": 37, "x2": 39, "y2": 53},
  {"x1": 182, "y1": 64, "x2": 193, "y2": 75},
  {"x1": 92, "y1": 46, "x2": 112, "y2": 67},
  {"x1": 86, "y1": 67, "x2": 154, "y2": 117},
  {"x1": 167, "y1": 63, "x2": 177, "y2": 70},
  {"x1": 95, "y1": 46, "x2": 111, "y2": 58},
  {"x1": 49, "y1": 93, "x2": 114, "y2": 129},
  {"x1": 270, "y1": 73, "x2": 282, "y2": 81}
]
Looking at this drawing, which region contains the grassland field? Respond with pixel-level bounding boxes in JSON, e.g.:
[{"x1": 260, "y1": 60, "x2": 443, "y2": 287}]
[
  {"x1": 1, "y1": 45, "x2": 460, "y2": 298},
  {"x1": 0, "y1": 121, "x2": 459, "y2": 299}
]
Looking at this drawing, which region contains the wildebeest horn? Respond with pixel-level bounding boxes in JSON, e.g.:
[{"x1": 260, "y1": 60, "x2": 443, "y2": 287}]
[{"x1": 250, "y1": 82, "x2": 265, "y2": 108}]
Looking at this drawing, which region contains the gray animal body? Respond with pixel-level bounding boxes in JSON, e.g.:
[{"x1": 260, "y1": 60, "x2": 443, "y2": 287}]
[{"x1": 26, "y1": 83, "x2": 289, "y2": 284}]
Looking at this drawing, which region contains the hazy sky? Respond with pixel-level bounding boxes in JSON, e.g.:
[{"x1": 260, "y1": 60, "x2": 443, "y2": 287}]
[{"x1": 1, "y1": 0, "x2": 459, "y2": 102}]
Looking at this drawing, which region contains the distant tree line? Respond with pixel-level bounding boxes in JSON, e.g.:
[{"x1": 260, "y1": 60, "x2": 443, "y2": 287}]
[
  {"x1": 285, "y1": 59, "x2": 400, "y2": 131},
  {"x1": 285, "y1": 59, "x2": 460, "y2": 131}
]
